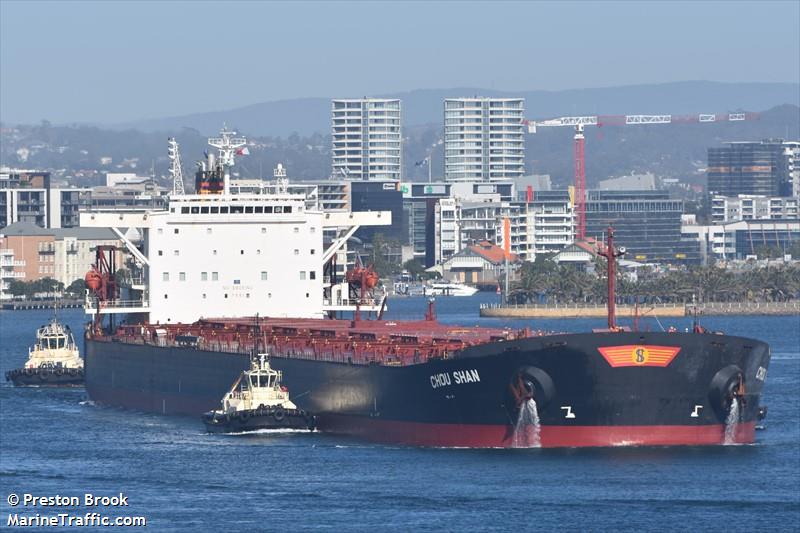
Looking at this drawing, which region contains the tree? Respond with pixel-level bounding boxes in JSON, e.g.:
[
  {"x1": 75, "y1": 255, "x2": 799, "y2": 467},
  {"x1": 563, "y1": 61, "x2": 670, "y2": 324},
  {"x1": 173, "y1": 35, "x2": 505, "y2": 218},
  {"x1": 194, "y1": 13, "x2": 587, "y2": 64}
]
[
  {"x1": 402, "y1": 259, "x2": 425, "y2": 280},
  {"x1": 7, "y1": 280, "x2": 30, "y2": 298},
  {"x1": 66, "y1": 278, "x2": 86, "y2": 296},
  {"x1": 369, "y1": 233, "x2": 402, "y2": 278}
]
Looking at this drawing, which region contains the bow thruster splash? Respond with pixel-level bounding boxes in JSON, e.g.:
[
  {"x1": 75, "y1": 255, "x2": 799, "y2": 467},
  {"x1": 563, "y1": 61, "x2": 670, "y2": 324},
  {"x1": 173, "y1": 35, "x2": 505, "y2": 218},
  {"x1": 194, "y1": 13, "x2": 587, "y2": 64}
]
[{"x1": 79, "y1": 129, "x2": 770, "y2": 448}]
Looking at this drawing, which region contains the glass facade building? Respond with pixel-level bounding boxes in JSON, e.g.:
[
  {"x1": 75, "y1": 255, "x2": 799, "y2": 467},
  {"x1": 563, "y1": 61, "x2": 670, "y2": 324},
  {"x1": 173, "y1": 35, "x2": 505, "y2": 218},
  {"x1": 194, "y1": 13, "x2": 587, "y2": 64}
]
[
  {"x1": 707, "y1": 140, "x2": 791, "y2": 197},
  {"x1": 585, "y1": 190, "x2": 700, "y2": 264}
]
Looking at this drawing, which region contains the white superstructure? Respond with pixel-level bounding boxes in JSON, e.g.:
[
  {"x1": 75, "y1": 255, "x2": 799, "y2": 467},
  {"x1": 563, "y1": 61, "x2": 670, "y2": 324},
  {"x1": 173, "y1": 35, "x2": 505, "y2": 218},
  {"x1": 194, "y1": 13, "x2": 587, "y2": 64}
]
[{"x1": 80, "y1": 129, "x2": 391, "y2": 324}]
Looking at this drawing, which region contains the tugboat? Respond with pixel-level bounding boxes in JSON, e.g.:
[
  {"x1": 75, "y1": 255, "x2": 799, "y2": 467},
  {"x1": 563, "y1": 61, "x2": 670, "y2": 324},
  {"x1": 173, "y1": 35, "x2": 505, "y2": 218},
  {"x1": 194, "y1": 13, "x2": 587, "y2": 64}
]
[
  {"x1": 5, "y1": 318, "x2": 84, "y2": 387},
  {"x1": 202, "y1": 354, "x2": 315, "y2": 433}
]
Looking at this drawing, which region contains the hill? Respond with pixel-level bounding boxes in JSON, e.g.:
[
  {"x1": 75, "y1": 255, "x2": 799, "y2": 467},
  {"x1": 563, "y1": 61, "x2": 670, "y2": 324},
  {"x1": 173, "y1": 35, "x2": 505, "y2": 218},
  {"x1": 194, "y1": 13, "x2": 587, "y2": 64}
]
[
  {"x1": 116, "y1": 81, "x2": 800, "y2": 137},
  {"x1": 2, "y1": 105, "x2": 797, "y2": 188}
]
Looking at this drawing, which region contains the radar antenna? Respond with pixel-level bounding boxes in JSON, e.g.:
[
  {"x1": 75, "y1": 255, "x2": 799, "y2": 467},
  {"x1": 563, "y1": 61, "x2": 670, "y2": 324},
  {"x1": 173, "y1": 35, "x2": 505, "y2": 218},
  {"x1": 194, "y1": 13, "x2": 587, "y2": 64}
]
[
  {"x1": 208, "y1": 125, "x2": 247, "y2": 195},
  {"x1": 167, "y1": 137, "x2": 185, "y2": 196}
]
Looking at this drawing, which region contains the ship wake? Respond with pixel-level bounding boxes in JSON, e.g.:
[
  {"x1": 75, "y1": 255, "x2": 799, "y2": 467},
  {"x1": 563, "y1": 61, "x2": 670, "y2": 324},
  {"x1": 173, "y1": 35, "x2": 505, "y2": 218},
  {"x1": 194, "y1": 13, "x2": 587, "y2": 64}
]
[
  {"x1": 512, "y1": 398, "x2": 541, "y2": 448},
  {"x1": 723, "y1": 398, "x2": 741, "y2": 445}
]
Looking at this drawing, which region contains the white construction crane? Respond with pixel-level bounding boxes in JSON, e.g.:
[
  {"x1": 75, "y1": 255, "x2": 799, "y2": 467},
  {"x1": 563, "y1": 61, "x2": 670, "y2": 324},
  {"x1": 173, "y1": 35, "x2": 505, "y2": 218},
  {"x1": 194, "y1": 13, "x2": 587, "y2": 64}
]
[{"x1": 524, "y1": 111, "x2": 758, "y2": 240}]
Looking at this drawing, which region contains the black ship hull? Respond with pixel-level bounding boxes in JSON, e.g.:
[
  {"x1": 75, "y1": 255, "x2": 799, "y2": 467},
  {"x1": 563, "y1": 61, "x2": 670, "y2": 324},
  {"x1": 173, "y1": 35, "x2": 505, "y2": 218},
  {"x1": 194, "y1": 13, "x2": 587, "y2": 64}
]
[
  {"x1": 5, "y1": 367, "x2": 84, "y2": 387},
  {"x1": 84, "y1": 330, "x2": 770, "y2": 448}
]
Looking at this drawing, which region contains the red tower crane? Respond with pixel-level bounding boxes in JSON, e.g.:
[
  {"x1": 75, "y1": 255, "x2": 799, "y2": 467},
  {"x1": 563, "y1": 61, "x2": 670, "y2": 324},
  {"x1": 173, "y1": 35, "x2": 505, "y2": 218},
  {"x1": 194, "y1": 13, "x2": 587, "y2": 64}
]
[{"x1": 525, "y1": 111, "x2": 759, "y2": 241}]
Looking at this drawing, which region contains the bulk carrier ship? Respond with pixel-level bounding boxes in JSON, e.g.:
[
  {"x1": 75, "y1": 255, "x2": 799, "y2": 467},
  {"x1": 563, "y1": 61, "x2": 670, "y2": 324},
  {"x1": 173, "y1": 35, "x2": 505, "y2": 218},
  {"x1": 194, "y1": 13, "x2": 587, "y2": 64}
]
[{"x1": 78, "y1": 129, "x2": 771, "y2": 447}]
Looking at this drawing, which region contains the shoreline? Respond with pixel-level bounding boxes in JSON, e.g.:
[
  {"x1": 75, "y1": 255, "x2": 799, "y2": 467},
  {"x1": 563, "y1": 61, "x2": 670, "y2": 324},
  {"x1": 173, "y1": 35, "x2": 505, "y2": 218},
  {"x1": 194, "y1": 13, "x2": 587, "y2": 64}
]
[
  {"x1": 479, "y1": 301, "x2": 800, "y2": 318},
  {"x1": 1, "y1": 299, "x2": 84, "y2": 311}
]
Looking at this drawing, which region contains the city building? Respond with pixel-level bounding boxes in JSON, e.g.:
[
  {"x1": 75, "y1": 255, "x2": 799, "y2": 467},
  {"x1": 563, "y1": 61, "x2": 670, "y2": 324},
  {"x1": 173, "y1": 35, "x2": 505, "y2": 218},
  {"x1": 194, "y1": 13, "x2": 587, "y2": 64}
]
[
  {"x1": 0, "y1": 222, "x2": 122, "y2": 290},
  {"x1": 707, "y1": 140, "x2": 794, "y2": 197},
  {"x1": 584, "y1": 190, "x2": 700, "y2": 264},
  {"x1": 784, "y1": 141, "x2": 800, "y2": 197},
  {"x1": 349, "y1": 180, "x2": 404, "y2": 242},
  {"x1": 598, "y1": 172, "x2": 657, "y2": 191},
  {"x1": 711, "y1": 195, "x2": 799, "y2": 223},
  {"x1": 444, "y1": 97, "x2": 525, "y2": 182},
  {"x1": 0, "y1": 169, "x2": 89, "y2": 229},
  {"x1": 331, "y1": 98, "x2": 402, "y2": 181},
  {"x1": 403, "y1": 183, "x2": 452, "y2": 266},
  {"x1": 441, "y1": 240, "x2": 518, "y2": 285},
  {"x1": 0, "y1": 239, "x2": 25, "y2": 300},
  {"x1": 87, "y1": 180, "x2": 169, "y2": 211},
  {"x1": 682, "y1": 220, "x2": 800, "y2": 262},
  {"x1": 518, "y1": 190, "x2": 575, "y2": 261}
]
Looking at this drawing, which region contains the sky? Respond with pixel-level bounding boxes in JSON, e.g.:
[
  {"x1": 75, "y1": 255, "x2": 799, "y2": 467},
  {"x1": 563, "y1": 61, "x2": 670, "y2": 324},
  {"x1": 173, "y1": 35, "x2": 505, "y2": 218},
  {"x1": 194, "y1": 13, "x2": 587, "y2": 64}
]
[{"x1": 1, "y1": 0, "x2": 798, "y2": 125}]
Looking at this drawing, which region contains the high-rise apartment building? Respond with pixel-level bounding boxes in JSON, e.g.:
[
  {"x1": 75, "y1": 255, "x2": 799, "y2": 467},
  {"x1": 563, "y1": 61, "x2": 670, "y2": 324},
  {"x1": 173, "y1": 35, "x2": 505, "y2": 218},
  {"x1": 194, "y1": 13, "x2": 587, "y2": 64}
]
[
  {"x1": 707, "y1": 140, "x2": 793, "y2": 197},
  {"x1": 331, "y1": 98, "x2": 402, "y2": 181},
  {"x1": 1, "y1": 169, "x2": 89, "y2": 229},
  {"x1": 444, "y1": 97, "x2": 525, "y2": 182}
]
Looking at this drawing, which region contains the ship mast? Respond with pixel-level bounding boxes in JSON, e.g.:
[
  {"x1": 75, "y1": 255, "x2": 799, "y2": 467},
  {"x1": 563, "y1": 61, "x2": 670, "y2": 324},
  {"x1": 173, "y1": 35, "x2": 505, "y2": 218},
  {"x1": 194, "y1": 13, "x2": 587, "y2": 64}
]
[
  {"x1": 599, "y1": 226, "x2": 625, "y2": 330},
  {"x1": 167, "y1": 137, "x2": 185, "y2": 196},
  {"x1": 208, "y1": 126, "x2": 247, "y2": 195}
]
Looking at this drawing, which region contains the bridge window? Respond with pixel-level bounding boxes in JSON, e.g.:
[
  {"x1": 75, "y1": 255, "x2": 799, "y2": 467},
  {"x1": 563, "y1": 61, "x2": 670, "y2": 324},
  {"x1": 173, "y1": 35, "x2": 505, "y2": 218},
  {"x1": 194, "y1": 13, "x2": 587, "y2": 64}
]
[
  {"x1": 220, "y1": 207, "x2": 229, "y2": 214},
  {"x1": 265, "y1": 206, "x2": 273, "y2": 213},
  {"x1": 245, "y1": 206, "x2": 253, "y2": 214},
  {"x1": 181, "y1": 207, "x2": 189, "y2": 214},
  {"x1": 255, "y1": 206, "x2": 263, "y2": 214},
  {"x1": 231, "y1": 206, "x2": 244, "y2": 214},
  {"x1": 201, "y1": 207, "x2": 209, "y2": 214},
  {"x1": 274, "y1": 206, "x2": 283, "y2": 214},
  {"x1": 210, "y1": 206, "x2": 219, "y2": 214}
]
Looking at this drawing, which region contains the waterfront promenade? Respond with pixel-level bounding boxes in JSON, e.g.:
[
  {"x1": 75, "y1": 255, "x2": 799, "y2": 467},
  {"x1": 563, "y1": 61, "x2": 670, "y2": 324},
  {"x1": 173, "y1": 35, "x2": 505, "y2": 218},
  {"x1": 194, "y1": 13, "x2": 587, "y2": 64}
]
[{"x1": 479, "y1": 301, "x2": 800, "y2": 318}]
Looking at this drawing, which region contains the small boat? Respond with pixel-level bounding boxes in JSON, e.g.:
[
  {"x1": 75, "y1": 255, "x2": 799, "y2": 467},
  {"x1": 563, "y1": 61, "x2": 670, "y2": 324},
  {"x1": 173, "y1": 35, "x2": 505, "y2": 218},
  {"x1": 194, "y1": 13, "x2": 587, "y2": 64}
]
[
  {"x1": 202, "y1": 354, "x2": 315, "y2": 433},
  {"x1": 5, "y1": 317, "x2": 84, "y2": 387},
  {"x1": 424, "y1": 281, "x2": 479, "y2": 297}
]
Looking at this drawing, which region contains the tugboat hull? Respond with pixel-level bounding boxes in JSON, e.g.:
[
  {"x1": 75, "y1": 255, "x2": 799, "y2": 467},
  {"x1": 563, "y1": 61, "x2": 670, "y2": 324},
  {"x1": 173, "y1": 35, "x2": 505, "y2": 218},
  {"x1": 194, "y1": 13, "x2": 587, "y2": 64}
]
[
  {"x1": 202, "y1": 406, "x2": 315, "y2": 433},
  {"x1": 5, "y1": 368, "x2": 84, "y2": 387}
]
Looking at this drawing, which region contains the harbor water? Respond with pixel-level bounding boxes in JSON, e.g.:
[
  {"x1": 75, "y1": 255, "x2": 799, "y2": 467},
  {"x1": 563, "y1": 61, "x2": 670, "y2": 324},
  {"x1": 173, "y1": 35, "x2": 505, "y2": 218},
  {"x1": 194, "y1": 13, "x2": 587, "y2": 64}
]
[{"x1": 1, "y1": 294, "x2": 798, "y2": 531}]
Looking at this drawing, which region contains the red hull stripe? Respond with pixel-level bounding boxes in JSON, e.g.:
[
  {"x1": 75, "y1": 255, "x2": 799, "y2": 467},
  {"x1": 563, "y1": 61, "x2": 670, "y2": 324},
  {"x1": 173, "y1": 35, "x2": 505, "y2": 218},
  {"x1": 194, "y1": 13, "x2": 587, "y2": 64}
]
[
  {"x1": 320, "y1": 416, "x2": 756, "y2": 448},
  {"x1": 88, "y1": 386, "x2": 756, "y2": 448}
]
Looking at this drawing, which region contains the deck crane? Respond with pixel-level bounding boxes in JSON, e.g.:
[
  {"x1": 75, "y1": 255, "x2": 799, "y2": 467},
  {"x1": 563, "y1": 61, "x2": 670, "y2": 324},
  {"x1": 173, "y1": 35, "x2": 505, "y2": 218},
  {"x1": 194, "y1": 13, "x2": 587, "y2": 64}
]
[
  {"x1": 525, "y1": 111, "x2": 759, "y2": 240},
  {"x1": 167, "y1": 137, "x2": 185, "y2": 196}
]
